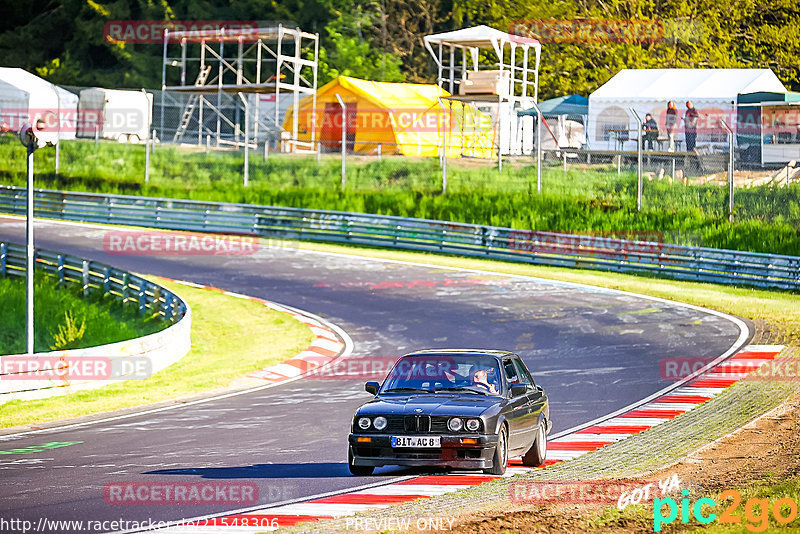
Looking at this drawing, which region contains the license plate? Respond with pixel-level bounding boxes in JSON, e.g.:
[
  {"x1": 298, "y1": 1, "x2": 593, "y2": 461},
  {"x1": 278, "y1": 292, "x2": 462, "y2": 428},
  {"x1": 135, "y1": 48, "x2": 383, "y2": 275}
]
[{"x1": 391, "y1": 436, "x2": 441, "y2": 448}]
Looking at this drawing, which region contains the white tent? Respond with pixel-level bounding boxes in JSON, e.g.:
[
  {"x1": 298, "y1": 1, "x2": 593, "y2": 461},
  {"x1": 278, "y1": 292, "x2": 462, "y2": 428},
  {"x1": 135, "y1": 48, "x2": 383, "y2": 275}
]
[
  {"x1": 0, "y1": 68, "x2": 78, "y2": 140},
  {"x1": 54, "y1": 86, "x2": 79, "y2": 140},
  {"x1": 588, "y1": 69, "x2": 786, "y2": 150}
]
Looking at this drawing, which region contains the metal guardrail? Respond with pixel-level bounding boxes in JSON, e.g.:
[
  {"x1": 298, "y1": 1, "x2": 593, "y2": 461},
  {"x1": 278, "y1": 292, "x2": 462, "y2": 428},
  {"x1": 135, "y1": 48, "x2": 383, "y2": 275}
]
[
  {"x1": 0, "y1": 185, "x2": 798, "y2": 291},
  {"x1": 0, "y1": 240, "x2": 186, "y2": 323}
]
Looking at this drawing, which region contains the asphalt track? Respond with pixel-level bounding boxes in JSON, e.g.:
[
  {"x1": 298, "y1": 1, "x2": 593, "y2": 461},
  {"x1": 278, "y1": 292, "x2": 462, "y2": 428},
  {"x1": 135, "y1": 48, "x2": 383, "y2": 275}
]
[{"x1": 0, "y1": 217, "x2": 749, "y2": 532}]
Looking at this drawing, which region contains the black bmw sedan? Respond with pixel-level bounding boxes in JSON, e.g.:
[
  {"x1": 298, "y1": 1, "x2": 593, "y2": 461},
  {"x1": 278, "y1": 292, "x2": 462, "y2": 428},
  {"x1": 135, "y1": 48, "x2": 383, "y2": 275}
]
[{"x1": 348, "y1": 349, "x2": 550, "y2": 475}]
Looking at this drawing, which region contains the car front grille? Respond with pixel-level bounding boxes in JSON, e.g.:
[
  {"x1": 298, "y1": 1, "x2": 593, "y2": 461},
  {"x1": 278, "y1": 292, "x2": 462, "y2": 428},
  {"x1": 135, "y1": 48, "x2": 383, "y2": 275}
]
[{"x1": 361, "y1": 415, "x2": 478, "y2": 434}]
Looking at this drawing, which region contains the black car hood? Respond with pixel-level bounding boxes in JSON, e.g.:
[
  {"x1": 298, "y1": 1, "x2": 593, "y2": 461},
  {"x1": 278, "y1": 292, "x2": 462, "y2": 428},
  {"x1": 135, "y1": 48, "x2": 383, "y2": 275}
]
[{"x1": 357, "y1": 394, "x2": 500, "y2": 418}]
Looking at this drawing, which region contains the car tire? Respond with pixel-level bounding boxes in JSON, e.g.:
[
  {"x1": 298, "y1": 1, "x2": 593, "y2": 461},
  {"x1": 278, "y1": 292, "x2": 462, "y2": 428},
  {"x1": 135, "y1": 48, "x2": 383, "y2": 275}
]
[
  {"x1": 348, "y1": 447, "x2": 374, "y2": 476},
  {"x1": 522, "y1": 421, "x2": 547, "y2": 467},
  {"x1": 484, "y1": 425, "x2": 508, "y2": 475},
  {"x1": 128, "y1": 134, "x2": 140, "y2": 144}
]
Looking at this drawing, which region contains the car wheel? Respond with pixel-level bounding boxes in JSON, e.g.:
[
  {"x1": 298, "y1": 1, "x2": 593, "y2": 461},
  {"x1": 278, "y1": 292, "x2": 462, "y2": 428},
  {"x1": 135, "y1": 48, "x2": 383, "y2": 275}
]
[
  {"x1": 348, "y1": 447, "x2": 374, "y2": 476},
  {"x1": 522, "y1": 421, "x2": 547, "y2": 467},
  {"x1": 117, "y1": 134, "x2": 128, "y2": 143},
  {"x1": 484, "y1": 425, "x2": 507, "y2": 475},
  {"x1": 128, "y1": 134, "x2": 140, "y2": 144}
]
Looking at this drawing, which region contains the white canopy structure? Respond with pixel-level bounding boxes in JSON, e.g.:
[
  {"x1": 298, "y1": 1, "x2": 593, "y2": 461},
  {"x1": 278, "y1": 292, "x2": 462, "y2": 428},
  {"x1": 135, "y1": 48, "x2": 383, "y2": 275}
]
[
  {"x1": 423, "y1": 25, "x2": 542, "y2": 156},
  {"x1": 423, "y1": 25, "x2": 541, "y2": 101},
  {"x1": 588, "y1": 68, "x2": 786, "y2": 149},
  {"x1": 0, "y1": 68, "x2": 77, "y2": 139}
]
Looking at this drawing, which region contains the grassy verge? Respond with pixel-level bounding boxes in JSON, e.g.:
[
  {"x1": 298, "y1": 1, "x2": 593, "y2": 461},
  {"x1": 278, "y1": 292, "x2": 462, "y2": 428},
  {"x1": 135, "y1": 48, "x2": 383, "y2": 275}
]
[
  {"x1": 0, "y1": 277, "x2": 314, "y2": 429},
  {"x1": 1, "y1": 136, "x2": 798, "y2": 255},
  {"x1": 0, "y1": 274, "x2": 164, "y2": 354}
]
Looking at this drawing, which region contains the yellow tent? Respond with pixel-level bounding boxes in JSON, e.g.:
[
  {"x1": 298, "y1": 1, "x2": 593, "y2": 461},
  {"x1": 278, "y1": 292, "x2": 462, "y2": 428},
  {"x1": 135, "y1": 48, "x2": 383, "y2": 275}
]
[{"x1": 283, "y1": 75, "x2": 495, "y2": 158}]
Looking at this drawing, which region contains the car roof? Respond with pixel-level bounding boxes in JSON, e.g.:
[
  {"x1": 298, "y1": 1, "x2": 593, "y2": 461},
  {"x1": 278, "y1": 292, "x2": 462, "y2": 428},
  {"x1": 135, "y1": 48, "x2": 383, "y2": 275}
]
[{"x1": 400, "y1": 349, "x2": 518, "y2": 361}]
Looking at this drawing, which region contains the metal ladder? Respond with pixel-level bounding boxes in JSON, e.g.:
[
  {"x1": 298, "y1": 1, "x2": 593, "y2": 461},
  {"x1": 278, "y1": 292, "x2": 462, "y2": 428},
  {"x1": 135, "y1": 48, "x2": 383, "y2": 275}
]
[{"x1": 172, "y1": 66, "x2": 212, "y2": 143}]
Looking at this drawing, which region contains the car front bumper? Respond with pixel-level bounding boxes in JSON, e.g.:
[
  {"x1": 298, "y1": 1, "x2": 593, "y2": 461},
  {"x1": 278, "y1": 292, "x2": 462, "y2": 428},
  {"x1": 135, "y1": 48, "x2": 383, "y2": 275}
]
[{"x1": 348, "y1": 433, "x2": 499, "y2": 469}]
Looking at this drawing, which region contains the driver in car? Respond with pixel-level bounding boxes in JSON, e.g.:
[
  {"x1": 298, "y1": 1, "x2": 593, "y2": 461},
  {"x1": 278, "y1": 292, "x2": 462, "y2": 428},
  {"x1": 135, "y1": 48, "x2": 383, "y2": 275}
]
[{"x1": 472, "y1": 366, "x2": 500, "y2": 394}]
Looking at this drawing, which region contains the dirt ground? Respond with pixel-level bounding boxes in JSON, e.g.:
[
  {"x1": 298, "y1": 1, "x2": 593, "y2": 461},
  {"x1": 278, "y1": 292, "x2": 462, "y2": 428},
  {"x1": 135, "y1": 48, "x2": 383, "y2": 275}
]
[{"x1": 448, "y1": 392, "x2": 800, "y2": 533}]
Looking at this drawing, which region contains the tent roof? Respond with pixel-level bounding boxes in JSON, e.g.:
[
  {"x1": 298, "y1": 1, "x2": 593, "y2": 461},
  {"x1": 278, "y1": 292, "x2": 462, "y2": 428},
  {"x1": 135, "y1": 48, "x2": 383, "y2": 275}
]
[
  {"x1": 317, "y1": 75, "x2": 449, "y2": 110},
  {"x1": 424, "y1": 25, "x2": 539, "y2": 49},
  {"x1": 0, "y1": 67, "x2": 59, "y2": 97},
  {"x1": 590, "y1": 69, "x2": 786, "y2": 101},
  {"x1": 539, "y1": 94, "x2": 588, "y2": 115},
  {"x1": 55, "y1": 86, "x2": 79, "y2": 105}
]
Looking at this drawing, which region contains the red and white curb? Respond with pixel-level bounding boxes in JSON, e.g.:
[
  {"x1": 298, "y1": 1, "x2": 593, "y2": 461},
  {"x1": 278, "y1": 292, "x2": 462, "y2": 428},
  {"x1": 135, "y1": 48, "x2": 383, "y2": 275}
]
[
  {"x1": 163, "y1": 278, "x2": 349, "y2": 385},
  {"x1": 138, "y1": 343, "x2": 785, "y2": 533}
]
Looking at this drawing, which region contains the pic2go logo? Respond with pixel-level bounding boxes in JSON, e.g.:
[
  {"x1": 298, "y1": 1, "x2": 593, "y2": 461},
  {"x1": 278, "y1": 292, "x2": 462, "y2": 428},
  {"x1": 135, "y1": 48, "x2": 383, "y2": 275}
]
[{"x1": 654, "y1": 489, "x2": 799, "y2": 532}]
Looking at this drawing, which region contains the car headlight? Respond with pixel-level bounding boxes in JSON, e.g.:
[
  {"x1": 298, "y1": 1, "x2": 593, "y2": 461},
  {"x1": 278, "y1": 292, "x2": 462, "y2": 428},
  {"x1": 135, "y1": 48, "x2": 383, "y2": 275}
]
[
  {"x1": 466, "y1": 418, "x2": 481, "y2": 432},
  {"x1": 357, "y1": 417, "x2": 371, "y2": 430},
  {"x1": 373, "y1": 416, "x2": 388, "y2": 430},
  {"x1": 448, "y1": 417, "x2": 463, "y2": 432}
]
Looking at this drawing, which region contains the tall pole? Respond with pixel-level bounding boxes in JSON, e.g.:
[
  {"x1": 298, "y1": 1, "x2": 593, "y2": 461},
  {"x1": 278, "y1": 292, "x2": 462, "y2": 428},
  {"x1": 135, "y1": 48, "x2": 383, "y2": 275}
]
[
  {"x1": 145, "y1": 134, "x2": 151, "y2": 183},
  {"x1": 438, "y1": 98, "x2": 447, "y2": 194},
  {"x1": 721, "y1": 119, "x2": 734, "y2": 223},
  {"x1": 526, "y1": 102, "x2": 545, "y2": 194},
  {"x1": 335, "y1": 94, "x2": 346, "y2": 190},
  {"x1": 26, "y1": 144, "x2": 35, "y2": 355},
  {"x1": 240, "y1": 94, "x2": 250, "y2": 187},
  {"x1": 630, "y1": 108, "x2": 643, "y2": 211}
]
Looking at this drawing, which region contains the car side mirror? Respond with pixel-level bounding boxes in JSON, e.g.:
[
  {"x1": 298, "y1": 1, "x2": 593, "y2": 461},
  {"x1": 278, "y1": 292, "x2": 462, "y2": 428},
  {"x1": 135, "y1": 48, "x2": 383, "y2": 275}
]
[
  {"x1": 365, "y1": 381, "x2": 379, "y2": 395},
  {"x1": 510, "y1": 384, "x2": 527, "y2": 397}
]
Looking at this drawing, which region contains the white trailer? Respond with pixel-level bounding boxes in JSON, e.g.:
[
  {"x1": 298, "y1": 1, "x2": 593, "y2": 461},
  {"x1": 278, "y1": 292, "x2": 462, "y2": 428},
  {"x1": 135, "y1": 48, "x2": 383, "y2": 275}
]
[{"x1": 78, "y1": 88, "x2": 153, "y2": 142}]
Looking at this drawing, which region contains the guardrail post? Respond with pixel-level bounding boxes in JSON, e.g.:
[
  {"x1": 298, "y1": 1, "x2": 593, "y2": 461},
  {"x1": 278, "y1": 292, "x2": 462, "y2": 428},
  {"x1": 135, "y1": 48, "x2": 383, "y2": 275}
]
[
  {"x1": 0, "y1": 243, "x2": 6, "y2": 276},
  {"x1": 122, "y1": 273, "x2": 129, "y2": 303},
  {"x1": 57, "y1": 254, "x2": 64, "y2": 285},
  {"x1": 153, "y1": 285, "x2": 161, "y2": 315},
  {"x1": 165, "y1": 294, "x2": 173, "y2": 322},
  {"x1": 103, "y1": 267, "x2": 110, "y2": 294},
  {"x1": 82, "y1": 260, "x2": 90, "y2": 296},
  {"x1": 138, "y1": 288, "x2": 146, "y2": 316}
]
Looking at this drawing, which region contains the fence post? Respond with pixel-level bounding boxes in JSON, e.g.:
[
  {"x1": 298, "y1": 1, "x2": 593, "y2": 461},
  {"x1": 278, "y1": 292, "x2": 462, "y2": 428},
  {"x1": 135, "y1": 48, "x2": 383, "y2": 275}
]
[
  {"x1": 437, "y1": 98, "x2": 448, "y2": 194},
  {"x1": 721, "y1": 119, "x2": 734, "y2": 223},
  {"x1": 335, "y1": 94, "x2": 346, "y2": 190},
  {"x1": 206, "y1": 134, "x2": 210, "y2": 154},
  {"x1": 630, "y1": 108, "x2": 643, "y2": 211},
  {"x1": 377, "y1": 143, "x2": 381, "y2": 161},
  {"x1": 145, "y1": 134, "x2": 151, "y2": 183},
  {"x1": 0, "y1": 243, "x2": 6, "y2": 276},
  {"x1": 57, "y1": 254, "x2": 64, "y2": 285},
  {"x1": 264, "y1": 140, "x2": 269, "y2": 161}
]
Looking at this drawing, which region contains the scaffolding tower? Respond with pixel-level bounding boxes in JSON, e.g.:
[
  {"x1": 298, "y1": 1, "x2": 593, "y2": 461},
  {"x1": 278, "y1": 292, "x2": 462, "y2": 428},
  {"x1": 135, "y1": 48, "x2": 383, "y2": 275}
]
[{"x1": 160, "y1": 25, "x2": 318, "y2": 150}]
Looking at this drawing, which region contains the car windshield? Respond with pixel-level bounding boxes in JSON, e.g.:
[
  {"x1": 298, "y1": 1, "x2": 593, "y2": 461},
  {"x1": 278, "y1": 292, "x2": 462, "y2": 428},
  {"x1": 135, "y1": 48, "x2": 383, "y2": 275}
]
[{"x1": 380, "y1": 354, "x2": 502, "y2": 396}]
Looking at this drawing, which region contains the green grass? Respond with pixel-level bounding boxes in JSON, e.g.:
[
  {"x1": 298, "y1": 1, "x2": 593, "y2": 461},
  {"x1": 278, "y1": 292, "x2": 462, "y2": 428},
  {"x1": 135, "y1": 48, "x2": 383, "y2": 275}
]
[
  {"x1": 0, "y1": 274, "x2": 164, "y2": 354},
  {"x1": 1, "y1": 136, "x2": 798, "y2": 256},
  {"x1": 0, "y1": 277, "x2": 315, "y2": 429}
]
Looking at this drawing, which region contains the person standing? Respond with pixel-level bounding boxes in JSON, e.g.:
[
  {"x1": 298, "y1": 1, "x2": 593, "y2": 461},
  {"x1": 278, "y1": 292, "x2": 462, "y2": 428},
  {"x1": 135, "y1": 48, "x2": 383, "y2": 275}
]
[
  {"x1": 684, "y1": 101, "x2": 699, "y2": 152},
  {"x1": 642, "y1": 113, "x2": 659, "y2": 150},
  {"x1": 665, "y1": 101, "x2": 678, "y2": 151}
]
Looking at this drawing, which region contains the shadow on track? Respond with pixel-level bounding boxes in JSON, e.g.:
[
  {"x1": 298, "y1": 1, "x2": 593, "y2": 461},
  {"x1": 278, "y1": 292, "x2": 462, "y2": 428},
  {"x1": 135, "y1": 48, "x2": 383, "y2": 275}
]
[{"x1": 145, "y1": 463, "x2": 422, "y2": 479}]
